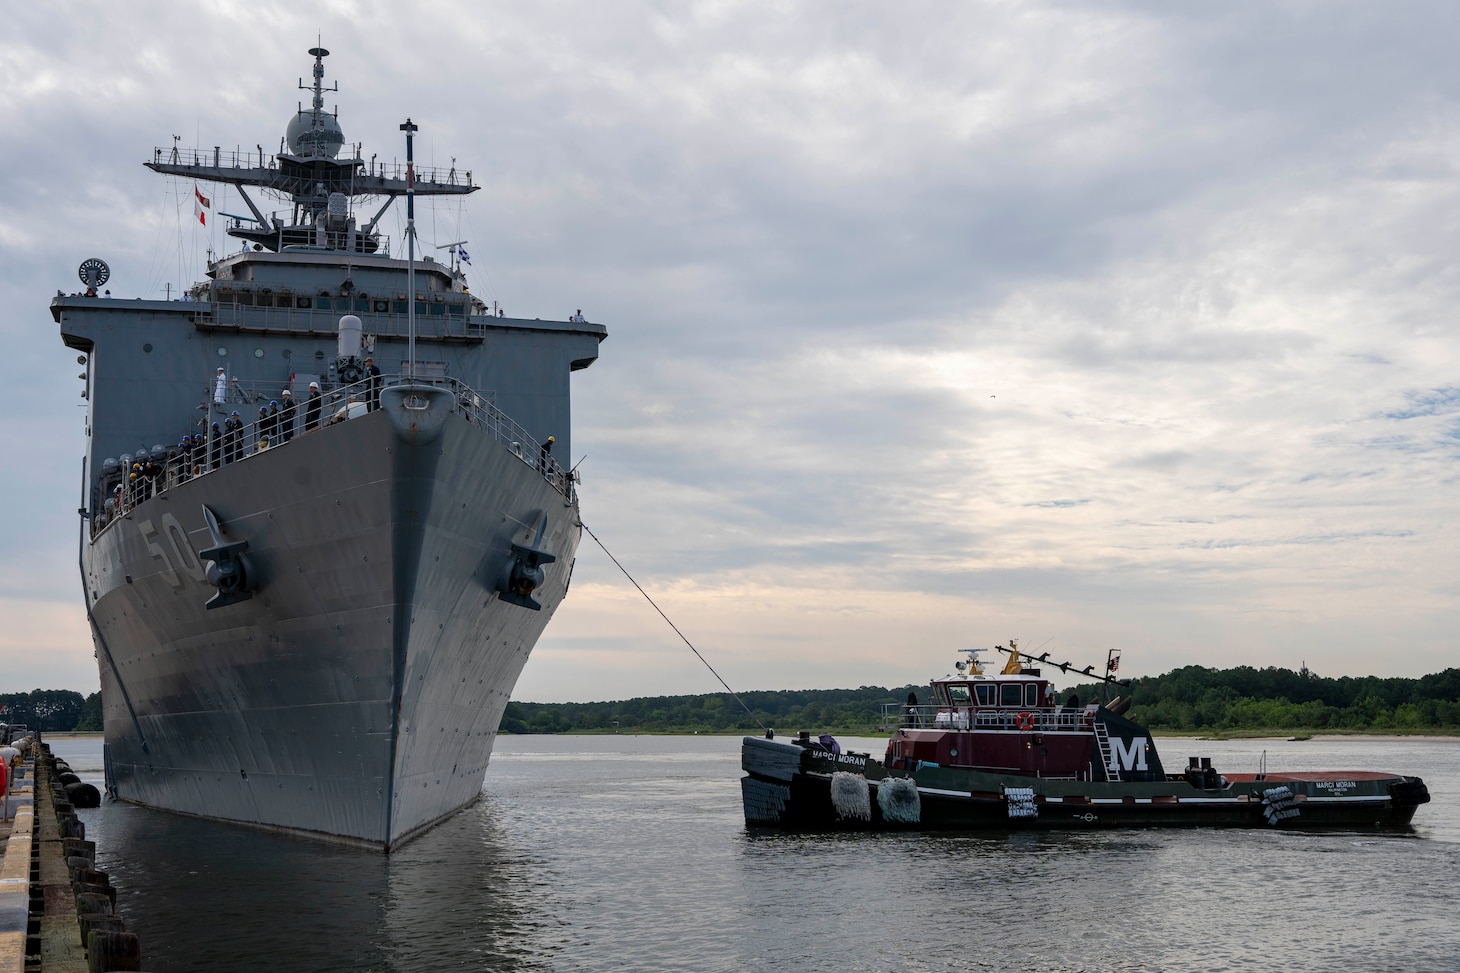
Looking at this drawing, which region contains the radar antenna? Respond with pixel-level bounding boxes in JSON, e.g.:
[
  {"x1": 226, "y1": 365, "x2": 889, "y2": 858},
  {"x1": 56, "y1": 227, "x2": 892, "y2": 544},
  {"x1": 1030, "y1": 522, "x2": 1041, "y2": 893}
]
[{"x1": 953, "y1": 648, "x2": 987, "y2": 676}]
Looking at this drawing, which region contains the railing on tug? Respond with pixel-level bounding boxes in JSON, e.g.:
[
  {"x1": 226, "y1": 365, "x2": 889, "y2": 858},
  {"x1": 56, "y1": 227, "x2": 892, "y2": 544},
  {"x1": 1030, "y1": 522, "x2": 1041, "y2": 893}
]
[
  {"x1": 881, "y1": 703, "x2": 1100, "y2": 733},
  {"x1": 89, "y1": 372, "x2": 573, "y2": 538}
]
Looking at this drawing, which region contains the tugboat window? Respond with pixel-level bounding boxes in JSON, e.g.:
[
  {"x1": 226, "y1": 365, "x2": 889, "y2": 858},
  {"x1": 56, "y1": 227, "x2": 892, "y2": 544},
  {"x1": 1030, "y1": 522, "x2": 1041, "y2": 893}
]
[
  {"x1": 1025, "y1": 684, "x2": 1039, "y2": 707},
  {"x1": 1000, "y1": 684, "x2": 1023, "y2": 707},
  {"x1": 947, "y1": 685, "x2": 971, "y2": 705},
  {"x1": 974, "y1": 684, "x2": 994, "y2": 706}
]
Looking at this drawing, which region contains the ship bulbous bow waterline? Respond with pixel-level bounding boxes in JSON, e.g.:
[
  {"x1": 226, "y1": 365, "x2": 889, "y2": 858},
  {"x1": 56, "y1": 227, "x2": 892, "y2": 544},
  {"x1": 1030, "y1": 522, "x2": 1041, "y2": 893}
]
[{"x1": 86, "y1": 391, "x2": 579, "y2": 850}]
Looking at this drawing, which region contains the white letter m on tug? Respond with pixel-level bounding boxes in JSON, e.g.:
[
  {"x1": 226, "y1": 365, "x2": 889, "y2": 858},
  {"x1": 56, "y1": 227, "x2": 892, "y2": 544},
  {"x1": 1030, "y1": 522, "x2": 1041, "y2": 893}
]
[{"x1": 1109, "y1": 736, "x2": 1148, "y2": 773}]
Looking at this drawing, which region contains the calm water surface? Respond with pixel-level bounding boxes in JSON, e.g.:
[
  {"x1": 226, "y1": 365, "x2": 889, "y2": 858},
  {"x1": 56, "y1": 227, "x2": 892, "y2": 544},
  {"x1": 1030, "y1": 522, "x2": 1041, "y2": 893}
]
[{"x1": 52, "y1": 734, "x2": 1460, "y2": 972}]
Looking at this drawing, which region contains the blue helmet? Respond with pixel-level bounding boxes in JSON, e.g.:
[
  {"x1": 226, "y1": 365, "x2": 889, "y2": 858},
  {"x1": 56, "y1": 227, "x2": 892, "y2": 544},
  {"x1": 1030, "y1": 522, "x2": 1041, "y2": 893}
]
[{"x1": 270, "y1": 400, "x2": 279, "y2": 407}]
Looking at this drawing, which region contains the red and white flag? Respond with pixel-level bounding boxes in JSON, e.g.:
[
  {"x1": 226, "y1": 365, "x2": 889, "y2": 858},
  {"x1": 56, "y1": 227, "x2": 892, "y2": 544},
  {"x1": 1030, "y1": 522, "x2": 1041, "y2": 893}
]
[{"x1": 194, "y1": 185, "x2": 211, "y2": 226}]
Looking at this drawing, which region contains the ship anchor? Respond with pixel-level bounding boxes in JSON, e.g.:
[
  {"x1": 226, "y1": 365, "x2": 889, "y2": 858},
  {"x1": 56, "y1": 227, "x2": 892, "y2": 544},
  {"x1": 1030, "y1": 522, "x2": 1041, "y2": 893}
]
[
  {"x1": 199, "y1": 504, "x2": 256, "y2": 610},
  {"x1": 498, "y1": 514, "x2": 555, "y2": 611}
]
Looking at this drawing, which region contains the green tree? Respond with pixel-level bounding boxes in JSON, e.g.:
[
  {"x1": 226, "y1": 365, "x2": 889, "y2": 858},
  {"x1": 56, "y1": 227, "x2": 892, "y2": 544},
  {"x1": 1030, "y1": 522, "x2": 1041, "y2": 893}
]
[{"x1": 75, "y1": 692, "x2": 103, "y2": 731}]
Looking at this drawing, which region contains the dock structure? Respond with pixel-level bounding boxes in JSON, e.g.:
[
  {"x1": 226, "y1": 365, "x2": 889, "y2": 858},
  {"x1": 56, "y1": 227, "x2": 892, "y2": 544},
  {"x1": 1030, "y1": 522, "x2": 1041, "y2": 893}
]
[
  {"x1": 0, "y1": 764, "x2": 33, "y2": 973},
  {"x1": 0, "y1": 742, "x2": 141, "y2": 973}
]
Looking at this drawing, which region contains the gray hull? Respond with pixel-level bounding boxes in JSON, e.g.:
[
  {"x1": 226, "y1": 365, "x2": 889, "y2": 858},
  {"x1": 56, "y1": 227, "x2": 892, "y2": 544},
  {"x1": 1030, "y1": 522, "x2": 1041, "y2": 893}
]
[{"x1": 85, "y1": 398, "x2": 577, "y2": 849}]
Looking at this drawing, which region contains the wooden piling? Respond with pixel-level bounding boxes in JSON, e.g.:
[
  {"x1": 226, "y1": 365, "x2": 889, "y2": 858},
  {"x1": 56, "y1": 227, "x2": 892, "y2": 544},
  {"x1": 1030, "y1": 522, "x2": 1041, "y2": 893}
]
[{"x1": 28, "y1": 743, "x2": 142, "y2": 973}]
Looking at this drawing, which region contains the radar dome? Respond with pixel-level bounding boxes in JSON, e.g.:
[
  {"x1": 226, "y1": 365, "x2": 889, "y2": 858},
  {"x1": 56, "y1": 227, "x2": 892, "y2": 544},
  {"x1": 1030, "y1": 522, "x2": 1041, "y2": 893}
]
[{"x1": 286, "y1": 110, "x2": 345, "y2": 159}]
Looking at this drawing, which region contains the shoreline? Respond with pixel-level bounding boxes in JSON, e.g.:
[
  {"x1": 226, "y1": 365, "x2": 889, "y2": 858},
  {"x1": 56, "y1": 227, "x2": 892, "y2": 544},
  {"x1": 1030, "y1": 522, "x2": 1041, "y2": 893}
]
[
  {"x1": 47, "y1": 728, "x2": 1460, "y2": 742},
  {"x1": 502, "y1": 728, "x2": 1460, "y2": 741}
]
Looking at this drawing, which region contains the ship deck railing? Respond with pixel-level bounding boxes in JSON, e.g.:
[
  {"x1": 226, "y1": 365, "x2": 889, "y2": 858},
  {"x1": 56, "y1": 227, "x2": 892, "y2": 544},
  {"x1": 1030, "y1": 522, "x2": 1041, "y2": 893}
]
[
  {"x1": 151, "y1": 145, "x2": 471, "y2": 187},
  {"x1": 186, "y1": 300, "x2": 491, "y2": 343},
  {"x1": 885, "y1": 703, "x2": 1100, "y2": 733},
  {"x1": 89, "y1": 372, "x2": 571, "y2": 539}
]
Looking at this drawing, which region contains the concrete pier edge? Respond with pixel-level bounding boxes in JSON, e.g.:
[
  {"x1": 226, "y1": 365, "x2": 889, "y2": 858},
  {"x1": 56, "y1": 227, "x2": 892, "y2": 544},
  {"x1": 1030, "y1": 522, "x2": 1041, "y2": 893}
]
[{"x1": 20, "y1": 743, "x2": 144, "y2": 973}]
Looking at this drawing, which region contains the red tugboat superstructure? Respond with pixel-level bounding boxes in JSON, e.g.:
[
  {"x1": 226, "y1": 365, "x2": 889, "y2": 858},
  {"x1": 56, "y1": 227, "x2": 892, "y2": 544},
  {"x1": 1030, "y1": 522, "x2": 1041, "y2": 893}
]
[{"x1": 741, "y1": 644, "x2": 1431, "y2": 831}]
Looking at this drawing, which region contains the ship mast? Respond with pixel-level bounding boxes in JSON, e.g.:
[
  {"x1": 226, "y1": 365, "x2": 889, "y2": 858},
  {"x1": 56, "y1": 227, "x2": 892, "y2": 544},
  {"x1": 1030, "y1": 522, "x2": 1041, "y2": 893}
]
[
  {"x1": 301, "y1": 45, "x2": 337, "y2": 157},
  {"x1": 144, "y1": 48, "x2": 477, "y2": 255},
  {"x1": 401, "y1": 118, "x2": 418, "y2": 381}
]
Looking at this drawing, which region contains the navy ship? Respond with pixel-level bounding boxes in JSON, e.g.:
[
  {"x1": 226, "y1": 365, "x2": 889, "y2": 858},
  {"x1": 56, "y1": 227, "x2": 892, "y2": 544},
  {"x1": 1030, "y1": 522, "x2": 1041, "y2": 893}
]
[{"x1": 54, "y1": 48, "x2": 605, "y2": 850}]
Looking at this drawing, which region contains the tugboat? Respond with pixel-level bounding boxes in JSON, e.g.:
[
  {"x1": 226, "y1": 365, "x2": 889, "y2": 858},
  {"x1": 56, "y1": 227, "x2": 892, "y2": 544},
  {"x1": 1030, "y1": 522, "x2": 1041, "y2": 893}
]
[{"x1": 741, "y1": 644, "x2": 1431, "y2": 830}]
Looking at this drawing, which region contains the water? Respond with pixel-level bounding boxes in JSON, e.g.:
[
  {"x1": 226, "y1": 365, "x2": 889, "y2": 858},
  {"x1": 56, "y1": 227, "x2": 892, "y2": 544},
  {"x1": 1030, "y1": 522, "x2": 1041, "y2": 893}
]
[{"x1": 51, "y1": 734, "x2": 1460, "y2": 972}]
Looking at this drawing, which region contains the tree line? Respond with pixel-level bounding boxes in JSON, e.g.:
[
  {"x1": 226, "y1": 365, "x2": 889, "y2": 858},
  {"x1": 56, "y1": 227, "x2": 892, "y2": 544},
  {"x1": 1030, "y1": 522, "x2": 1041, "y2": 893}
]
[
  {"x1": 12, "y1": 663, "x2": 1459, "y2": 735},
  {"x1": 1067, "y1": 663, "x2": 1460, "y2": 733},
  {"x1": 500, "y1": 686, "x2": 926, "y2": 735},
  {"x1": 503, "y1": 663, "x2": 1460, "y2": 735},
  {"x1": 0, "y1": 690, "x2": 102, "y2": 732}
]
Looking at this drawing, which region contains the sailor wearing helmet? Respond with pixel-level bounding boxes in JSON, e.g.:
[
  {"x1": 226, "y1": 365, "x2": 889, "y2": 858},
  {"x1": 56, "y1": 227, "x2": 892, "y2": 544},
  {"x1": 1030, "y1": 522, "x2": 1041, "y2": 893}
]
[
  {"x1": 305, "y1": 381, "x2": 322, "y2": 431},
  {"x1": 225, "y1": 411, "x2": 243, "y2": 463},
  {"x1": 280, "y1": 389, "x2": 297, "y2": 442},
  {"x1": 258, "y1": 404, "x2": 275, "y2": 450}
]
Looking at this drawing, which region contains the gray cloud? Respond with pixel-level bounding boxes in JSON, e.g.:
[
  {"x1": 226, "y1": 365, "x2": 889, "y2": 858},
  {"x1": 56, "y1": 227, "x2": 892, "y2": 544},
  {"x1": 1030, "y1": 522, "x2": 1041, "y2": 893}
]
[{"x1": 4, "y1": 2, "x2": 1460, "y2": 699}]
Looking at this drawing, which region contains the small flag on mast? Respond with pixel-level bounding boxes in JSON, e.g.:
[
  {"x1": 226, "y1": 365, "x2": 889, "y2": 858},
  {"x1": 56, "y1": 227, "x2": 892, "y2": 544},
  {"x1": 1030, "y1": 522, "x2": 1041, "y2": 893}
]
[
  {"x1": 194, "y1": 185, "x2": 211, "y2": 226},
  {"x1": 457, "y1": 246, "x2": 471, "y2": 266}
]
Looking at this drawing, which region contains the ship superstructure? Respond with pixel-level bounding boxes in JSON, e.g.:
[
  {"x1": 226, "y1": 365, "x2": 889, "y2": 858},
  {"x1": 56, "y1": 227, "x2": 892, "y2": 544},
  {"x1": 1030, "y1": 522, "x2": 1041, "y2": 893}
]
[{"x1": 55, "y1": 49, "x2": 606, "y2": 849}]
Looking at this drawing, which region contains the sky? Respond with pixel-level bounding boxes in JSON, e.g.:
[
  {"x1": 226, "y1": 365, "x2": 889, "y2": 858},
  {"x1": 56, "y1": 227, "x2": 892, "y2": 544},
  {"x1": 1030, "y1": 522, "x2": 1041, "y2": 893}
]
[{"x1": 2, "y1": 2, "x2": 1458, "y2": 703}]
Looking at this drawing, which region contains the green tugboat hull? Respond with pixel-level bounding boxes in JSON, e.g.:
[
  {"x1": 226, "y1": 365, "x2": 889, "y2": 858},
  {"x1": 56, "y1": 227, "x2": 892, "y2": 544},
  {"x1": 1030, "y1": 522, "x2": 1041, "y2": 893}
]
[{"x1": 743, "y1": 735, "x2": 1429, "y2": 831}]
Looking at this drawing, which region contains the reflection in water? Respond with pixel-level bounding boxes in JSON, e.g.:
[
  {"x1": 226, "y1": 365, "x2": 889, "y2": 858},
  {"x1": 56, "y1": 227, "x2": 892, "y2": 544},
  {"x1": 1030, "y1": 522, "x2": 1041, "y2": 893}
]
[
  {"x1": 79, "y1": 792, "x2": 561, "y2": 972},
  {"x1": 55, "y1": 734, "x2": 1460, "y2": 972},
  {"x1": 382, "y1": 797, "x2": 560, "y2": 972},
  {"x1": 79, "y1": 804, "x2": 393, "y2": 972}
]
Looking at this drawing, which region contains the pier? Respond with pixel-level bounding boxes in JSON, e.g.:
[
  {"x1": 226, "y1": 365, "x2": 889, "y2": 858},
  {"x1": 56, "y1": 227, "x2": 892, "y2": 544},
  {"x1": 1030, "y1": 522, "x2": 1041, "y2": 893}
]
[{"x1": 0, "y1": 740, "x2": 141, "y2": 972}]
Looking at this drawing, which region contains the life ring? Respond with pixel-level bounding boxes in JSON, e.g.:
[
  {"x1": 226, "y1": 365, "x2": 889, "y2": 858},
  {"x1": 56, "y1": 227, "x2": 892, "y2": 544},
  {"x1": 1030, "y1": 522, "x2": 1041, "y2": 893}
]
[{"x1": 1015, "y1": 711, "x2": 1036, "y2": 732}]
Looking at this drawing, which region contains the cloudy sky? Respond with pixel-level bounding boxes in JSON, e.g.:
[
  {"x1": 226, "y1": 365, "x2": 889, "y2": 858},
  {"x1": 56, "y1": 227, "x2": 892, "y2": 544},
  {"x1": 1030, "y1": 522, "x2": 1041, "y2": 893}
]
[{"x1": 2, "y1": 2, "x2": 1457, "y2": 703}]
